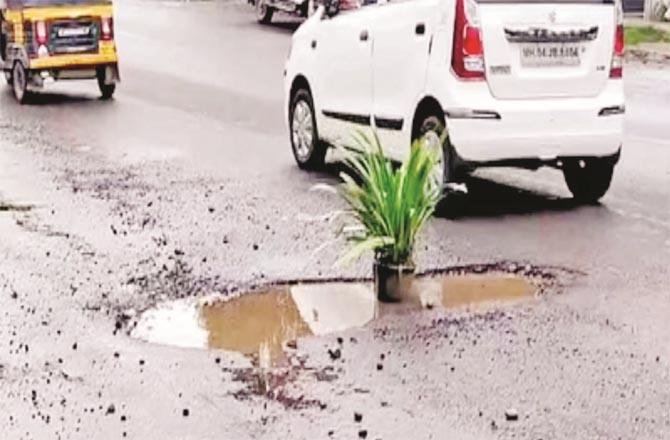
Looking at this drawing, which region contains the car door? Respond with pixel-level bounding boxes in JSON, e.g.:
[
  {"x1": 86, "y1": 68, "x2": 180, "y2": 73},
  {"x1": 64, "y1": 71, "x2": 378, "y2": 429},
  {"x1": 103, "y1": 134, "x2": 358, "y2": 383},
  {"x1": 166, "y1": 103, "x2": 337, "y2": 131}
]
[
  {"x1": 313, "y1": 7, "x2": 375, "y2": 148},
  {"x1": 371, "y1": 0, "x2": 438, "y2": 161}
]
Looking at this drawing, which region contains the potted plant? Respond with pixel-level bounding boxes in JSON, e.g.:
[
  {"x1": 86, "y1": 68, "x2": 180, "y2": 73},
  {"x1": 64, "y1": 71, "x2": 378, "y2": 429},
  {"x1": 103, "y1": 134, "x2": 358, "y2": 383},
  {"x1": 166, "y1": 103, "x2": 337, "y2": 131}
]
[{"x1": 338, "y1": 132, "x2": 443, "y2": 302}]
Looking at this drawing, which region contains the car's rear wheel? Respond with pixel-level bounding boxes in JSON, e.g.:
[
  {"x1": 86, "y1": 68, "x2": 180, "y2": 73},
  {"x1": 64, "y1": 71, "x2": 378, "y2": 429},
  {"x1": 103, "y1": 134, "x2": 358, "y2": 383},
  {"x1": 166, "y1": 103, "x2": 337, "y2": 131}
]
[
  {"x1": 12, "y1": 62, "x2": 28, "y2": 104},
  {"x1": 290, "y1": 88, "x2": 326, "y2": 170},
  {"x1": 563, "y1": 158, "x2": 614, "y2": 204},
  {"x1": 256, "y1": 0, "x2": 274, "y2": 24},
  {"x1": 412, "y1": 113, "x2": 456, "y2": 191}
]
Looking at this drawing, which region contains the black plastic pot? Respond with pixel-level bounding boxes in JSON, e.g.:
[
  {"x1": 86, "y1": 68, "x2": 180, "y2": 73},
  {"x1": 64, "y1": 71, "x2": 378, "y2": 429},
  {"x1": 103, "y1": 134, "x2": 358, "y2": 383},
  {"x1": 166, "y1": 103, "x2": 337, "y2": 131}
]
[{"x1": 374, "y1": 261, "x2": 415, "y2": 303}]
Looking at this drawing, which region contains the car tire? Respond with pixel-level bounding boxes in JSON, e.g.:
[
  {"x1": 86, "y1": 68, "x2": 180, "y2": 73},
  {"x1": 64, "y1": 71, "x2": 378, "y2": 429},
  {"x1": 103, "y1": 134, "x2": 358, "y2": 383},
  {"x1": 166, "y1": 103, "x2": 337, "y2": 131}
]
[
  {"x1": 256, "y1": 0, "x2": 274, "y2": 24},
  {"x1": 289, "y1": 88, "x2": 326, "y2": 170},
  {"x1": 563, "y1": 158, "x2": 614, "y2": 204},
  {"x1": 412, "y1": 113, "x2": 457, "y2": 190},
  {"x1": 12, "y1": 61, "x2": 29, "y2": 104},
  {"x1": 413, "y1": 112, "x2": 466, "y2": 217},
  {"x1": 97, "y1": 70, "x2": 116, "y2": 100},
  {"x1": 0, "y1": 32, "x2": 6, "y2": 62}
]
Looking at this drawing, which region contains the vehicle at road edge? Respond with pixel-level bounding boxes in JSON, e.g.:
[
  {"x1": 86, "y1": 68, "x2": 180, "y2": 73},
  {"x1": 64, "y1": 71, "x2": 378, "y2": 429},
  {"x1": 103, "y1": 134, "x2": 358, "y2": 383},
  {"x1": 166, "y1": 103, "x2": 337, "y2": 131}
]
[
  {"x1": 252, "y1": 0, "x2": 312, "y2": 24},
  {"x1": 284, "y1": 0, "x2": 625, "y2": 203},
  {"x1": 0, "y1": 0, "x2": 120, "y2": 103}
]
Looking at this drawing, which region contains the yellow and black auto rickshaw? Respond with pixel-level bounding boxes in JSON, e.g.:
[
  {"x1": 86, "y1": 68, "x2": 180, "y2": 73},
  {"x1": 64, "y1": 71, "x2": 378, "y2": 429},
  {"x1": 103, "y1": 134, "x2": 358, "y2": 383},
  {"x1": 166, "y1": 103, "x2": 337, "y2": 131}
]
[{"x1": 0, "y1": 0, "x2": 119, "y2": 103}]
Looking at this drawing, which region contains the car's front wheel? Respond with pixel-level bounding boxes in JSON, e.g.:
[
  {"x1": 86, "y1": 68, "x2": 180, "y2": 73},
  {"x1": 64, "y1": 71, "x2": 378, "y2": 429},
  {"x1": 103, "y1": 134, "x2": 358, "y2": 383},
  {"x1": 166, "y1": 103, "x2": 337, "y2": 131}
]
[
  {"x1": 289, "y1": 88, "x2": 326, "y2": 170},
  {"x1": 256, "y1": 0, "x2": 274, "y2": 24},
  {"x1": 562, "y1": 158, "x2": 614, "y2": 204}
]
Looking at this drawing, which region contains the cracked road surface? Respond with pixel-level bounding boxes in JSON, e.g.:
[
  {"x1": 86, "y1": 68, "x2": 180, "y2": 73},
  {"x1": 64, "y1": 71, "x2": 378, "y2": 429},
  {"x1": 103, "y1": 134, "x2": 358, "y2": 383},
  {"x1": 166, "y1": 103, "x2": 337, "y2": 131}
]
[{"x1": 0, "y1": 1, "x2": 669, "y2": 439}]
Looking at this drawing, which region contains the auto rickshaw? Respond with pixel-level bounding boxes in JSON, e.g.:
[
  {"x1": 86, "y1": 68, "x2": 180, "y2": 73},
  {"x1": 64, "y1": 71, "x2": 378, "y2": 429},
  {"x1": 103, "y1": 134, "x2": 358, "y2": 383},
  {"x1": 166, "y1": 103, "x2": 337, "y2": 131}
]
[{"x1": 0, "y1": 0, "x2": 119, "y2": 103}]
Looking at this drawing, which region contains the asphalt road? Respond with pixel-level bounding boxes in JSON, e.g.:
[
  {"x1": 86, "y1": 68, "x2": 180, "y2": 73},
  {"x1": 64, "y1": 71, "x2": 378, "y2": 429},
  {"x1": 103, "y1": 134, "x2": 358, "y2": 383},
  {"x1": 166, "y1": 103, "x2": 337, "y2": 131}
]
[{"x1": 0, "y1": 1, "x2": 669, "y2": 439}]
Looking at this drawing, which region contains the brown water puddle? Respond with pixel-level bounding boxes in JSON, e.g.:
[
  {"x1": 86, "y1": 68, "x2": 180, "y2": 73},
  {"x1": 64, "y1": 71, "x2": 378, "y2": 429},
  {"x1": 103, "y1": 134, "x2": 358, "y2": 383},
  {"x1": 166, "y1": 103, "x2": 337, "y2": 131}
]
[{"x1": 132, "y1": 273, "x2": 536, "y2": 366}]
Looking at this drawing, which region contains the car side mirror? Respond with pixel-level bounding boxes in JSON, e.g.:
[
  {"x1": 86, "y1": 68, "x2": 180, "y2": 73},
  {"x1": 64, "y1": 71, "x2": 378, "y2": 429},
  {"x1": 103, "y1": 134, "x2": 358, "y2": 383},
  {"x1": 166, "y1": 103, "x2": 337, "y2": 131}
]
[{"x1": 324, "y1": 0, "x2": 340, "y2": 17}]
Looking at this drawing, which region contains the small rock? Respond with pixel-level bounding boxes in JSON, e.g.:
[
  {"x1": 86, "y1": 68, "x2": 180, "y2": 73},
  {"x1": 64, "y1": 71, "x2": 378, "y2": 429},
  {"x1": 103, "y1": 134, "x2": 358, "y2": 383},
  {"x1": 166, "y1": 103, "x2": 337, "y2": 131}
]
[
  {"x1": 336, "y1": 337, "x2": 344, "y2": 345},
  {"x1": 505, "y1": 408, "x2": 519, "y2": 421},
  {"x1": 182, "y1": 408, "x2": 189, "y2": 417},
  {"x1": 72, "y1": 343, "x2": 77, "y2": 351},
  {"x1": 252, "y1": 244, "x2": 259, "y2": 251},
  {"x1": 358, "y1": 430, "x2": 368, "y2": 439},
  {"x1": 354, "y1": 412, "x2": 363, "y2": 423},
  {"x1": 105, "y1": 404, "x2": 115, "y2": 415},
  {"x1": 327, "y1": 348, "x2": 341, "y2": 361},
  {"x1": 376, "y1": 363, "x2": 383, "y2": 371},
  {"x1": 285, "y1": 340, "x2": 297, "y2": 350},
  {"x1": 208, "y1": 207, "x2": 215, "y2": 213}
]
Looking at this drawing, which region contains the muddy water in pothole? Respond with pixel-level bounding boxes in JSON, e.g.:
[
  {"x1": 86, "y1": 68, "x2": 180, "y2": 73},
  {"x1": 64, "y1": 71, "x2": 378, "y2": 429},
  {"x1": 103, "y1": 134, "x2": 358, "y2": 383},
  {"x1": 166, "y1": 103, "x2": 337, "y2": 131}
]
[{"x1": 132, "y1": 274, "x2": 536, "y2": 365}]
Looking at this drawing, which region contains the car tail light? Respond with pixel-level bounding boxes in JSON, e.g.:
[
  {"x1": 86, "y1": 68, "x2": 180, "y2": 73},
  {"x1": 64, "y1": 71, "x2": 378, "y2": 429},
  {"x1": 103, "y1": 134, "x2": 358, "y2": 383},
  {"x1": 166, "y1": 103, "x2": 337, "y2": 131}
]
[
  {"x1": 452, "y1": 0, "x2": 485, "y2": 80},
  {"x1": 610, "y1": 1, "x2": 624, "y2": 78},
  {"x1": 101, "y1": 17, "x2": 114, "y2": 41},
  {"x1": 35, "y1": 20, "x2": 48, "y2": 45}
]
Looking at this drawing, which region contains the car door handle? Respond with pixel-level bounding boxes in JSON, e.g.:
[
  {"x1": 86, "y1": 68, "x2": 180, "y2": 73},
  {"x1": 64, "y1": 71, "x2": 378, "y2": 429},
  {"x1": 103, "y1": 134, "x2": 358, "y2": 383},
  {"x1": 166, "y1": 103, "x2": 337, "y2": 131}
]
[
  {"x1": 415, "y1": 23, "x2": 425, "y2": 35},
  {"x1": 359, "y1": 30, "x2": 369, "y2": 42}
]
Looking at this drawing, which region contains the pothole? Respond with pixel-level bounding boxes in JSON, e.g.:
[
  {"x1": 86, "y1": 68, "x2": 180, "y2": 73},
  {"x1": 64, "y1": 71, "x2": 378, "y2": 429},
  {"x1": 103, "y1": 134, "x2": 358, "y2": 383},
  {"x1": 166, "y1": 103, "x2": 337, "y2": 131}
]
[{"x1": 131, "y1": 271, "x2": 540, "y2": 366}]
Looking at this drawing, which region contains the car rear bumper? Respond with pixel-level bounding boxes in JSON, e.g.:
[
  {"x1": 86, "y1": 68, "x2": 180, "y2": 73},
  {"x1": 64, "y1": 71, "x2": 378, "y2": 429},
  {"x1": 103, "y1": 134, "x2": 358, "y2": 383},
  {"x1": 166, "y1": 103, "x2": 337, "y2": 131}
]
[{"x1": 443, "y1": 80, "x2": 624, "y2": 163}]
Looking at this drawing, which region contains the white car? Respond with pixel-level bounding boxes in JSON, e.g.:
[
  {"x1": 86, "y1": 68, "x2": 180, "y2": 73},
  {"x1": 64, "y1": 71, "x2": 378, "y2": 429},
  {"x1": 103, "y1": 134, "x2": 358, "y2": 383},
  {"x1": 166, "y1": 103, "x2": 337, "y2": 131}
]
[{"x1": 284, "y1": 0, "x2": 624, "y2": 203}]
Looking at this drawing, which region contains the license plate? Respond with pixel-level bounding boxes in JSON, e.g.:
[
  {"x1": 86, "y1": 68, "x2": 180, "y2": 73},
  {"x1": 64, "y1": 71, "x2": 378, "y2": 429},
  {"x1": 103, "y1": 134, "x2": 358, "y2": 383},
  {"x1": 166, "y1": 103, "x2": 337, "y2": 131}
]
[
  {"x1": 520, "y1": 43, "x2": 583, "y2": 67},
  {"x1": 57, "y1": 27, "x2": 90, "y2": 38}
]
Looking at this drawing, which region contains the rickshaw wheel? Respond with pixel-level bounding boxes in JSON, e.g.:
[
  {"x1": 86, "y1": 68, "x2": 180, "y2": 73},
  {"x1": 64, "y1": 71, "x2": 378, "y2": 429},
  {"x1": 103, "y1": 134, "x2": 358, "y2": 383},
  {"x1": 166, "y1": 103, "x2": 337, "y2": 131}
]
[
  {"x1": 99, "y1": 82, "x2": 116, "y2": 100},
  {"x1": 12, "y1": 62, "x2": 29, "y2": 104},
  {"x1": 256, "y1": 0, "x2": 273, "y2": 24},
  {"x1": 97, "y1": 70, "x2": 116, "y2": 100}
]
